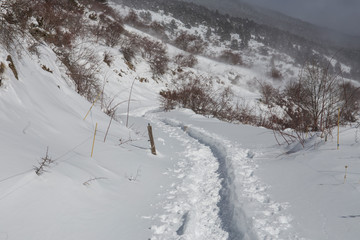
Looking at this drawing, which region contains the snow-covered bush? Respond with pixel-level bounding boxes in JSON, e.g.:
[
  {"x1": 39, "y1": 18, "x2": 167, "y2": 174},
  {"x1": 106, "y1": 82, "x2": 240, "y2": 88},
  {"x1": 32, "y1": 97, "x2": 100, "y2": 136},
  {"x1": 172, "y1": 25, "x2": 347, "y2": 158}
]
[
  {"x1": 174, "y1": 54, "x2": 198, "y2": 68},
  {"x1": 218, "y1": 50, "x2": 243, "y2": 66},
  {"x1": 174, "y1": 31, "x2": 207, "y2": 54},
  {"x1": 98, "y1": 15, "x2": 125, "y2": 47},
  {"x1": 0, "y1": 0, "x2": 26, "y2": 51},
  {"x1": 124, "y1": 34, "x2": 169, "y2": 75}
]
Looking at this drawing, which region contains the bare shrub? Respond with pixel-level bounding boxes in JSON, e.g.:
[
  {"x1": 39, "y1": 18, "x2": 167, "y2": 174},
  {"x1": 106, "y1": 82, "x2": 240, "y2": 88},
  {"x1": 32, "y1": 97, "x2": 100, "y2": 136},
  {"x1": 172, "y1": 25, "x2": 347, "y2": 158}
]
[
  {"x1": 102, "y1": 97, "x2": 126, "y2": 117},
  {"x1": 160, "y1": 72, "x2": 256, "y2": 123},
  {"x1": 121, "y1": 46, "x2": 135, "y2": 63},
  {"x1": 149, "y1": 21, "x2": 167, "y2": 38},
  {"x1": 148, "y1": 45, "x2": 169, "y2": 75},
  {"x1": 296, "y1": 61, "x2": 341, "y2": 132},
  {"x1": 233, "y1": 100, "x2": 258, "y2": 124},
  {"x1": 167, "y1": 19, "x2": 178, "y2": 34},
  {"x1": 33, "y1": 1, "x2": 82, "y2": 35},
  {"x1": 124, "y1": 10, "x2": 139, "y2": 24},
  {"x1": 174, "y1": 54, "x2": 198, "y2": 68},
  {"x1": 218, "y1": 50, "x2": 243, "y2": 65},
  {"x1": 124, "y1": 10, "x2": 146, "y2": 29},
  {"x1": 0, "y1": 12, "x2": 21, "y2": 52},
  {"x1": 0, "y1": 62, "x2": 5, "y2": 87},
  {"x1": 0, "y1": 0, "x2": 31, "y2": 51},
  {"x1": 339, "y1": 82, "x2": 360, "y2": 123},
  {"x1": 258, "y1": 81, "x2": 279, "y2": 106},
  {"x1": 34, "y1": 147, "x2": 54, "y2": 176},
  {"x1": 120, "y1": 33, "x2": 142, "y2": 64},
  {"x1": 270, "y1": 67, "x2": 282, "y2": 79},
  {"x1": 120, "y1": 33, "x2": 169, "y2": 74},
  {"x1": 103, "y1": 21, "x2": 124, "y2": 47},
  {"x1": 135, "y1": 36, "x2": 169, "y2": 75},
  {"x1": 174, "y1": 31, "x2": 207, "y2": 54},
  {"x1": 61, "y1": 47, "x2": 101, "y2": 101},
  {"x1": 269, "y1": 55, "x2": 282, "y2": 80},
  {"x1": 139, "y1": 11, "x2": 152, "y2": 23},
  {"x1": 160, "y1": 79, "x2": 214, "y2": 115},
  {"x1": 259, "y1": 59, "x2": 354, "y2": 146},
  {"x1": 90, "y1": 13, "x2": 124, "y2": 46}
]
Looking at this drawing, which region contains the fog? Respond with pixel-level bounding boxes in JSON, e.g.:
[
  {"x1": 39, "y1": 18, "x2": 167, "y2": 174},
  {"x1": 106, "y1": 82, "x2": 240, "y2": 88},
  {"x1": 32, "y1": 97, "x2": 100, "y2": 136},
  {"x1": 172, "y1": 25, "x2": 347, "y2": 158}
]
[{"x1": 238, "y1": 0, "x2": 360, "y2": 37}]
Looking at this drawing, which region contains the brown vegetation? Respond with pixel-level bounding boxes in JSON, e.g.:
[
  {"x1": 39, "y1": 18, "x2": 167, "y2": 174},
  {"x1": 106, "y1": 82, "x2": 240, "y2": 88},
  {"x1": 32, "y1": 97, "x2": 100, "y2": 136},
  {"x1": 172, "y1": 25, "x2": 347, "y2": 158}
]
[
  {"x1": 174, "y1": 54, "x2": 198, "y2": 68},
  {"x1": 174, "y1": 31, "x2": 207, "y2": 54},
  {"x1": 258, "y1": 60, "x2": 360, "y2": 145},
  {"x1": 160, "y1": 72, "x2": 255, "y2": 123}
]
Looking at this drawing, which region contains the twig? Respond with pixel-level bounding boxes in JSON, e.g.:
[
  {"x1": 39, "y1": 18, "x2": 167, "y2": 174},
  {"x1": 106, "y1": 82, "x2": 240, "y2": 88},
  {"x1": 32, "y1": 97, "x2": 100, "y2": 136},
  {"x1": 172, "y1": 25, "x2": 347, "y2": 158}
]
[
  {"x1": 104, "y1": 112, "x2": 114, "y2": 143},
  {"x1": 126, "y1": 78, "x2": 136, "y2": 128},
  {"x1": 83, "y1": 177, "x2": 107, "y2": 186}
]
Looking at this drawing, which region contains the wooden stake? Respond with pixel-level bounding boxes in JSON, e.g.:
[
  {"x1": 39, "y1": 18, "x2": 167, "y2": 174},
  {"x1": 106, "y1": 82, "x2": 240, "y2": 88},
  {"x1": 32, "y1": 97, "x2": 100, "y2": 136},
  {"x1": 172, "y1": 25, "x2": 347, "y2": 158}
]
[
  {"x1": 91, "y1": 123, "x2": 98, "y2": 158},
  {"x1": 337, "y1": 108, "x2": 340, "y2": 150},
  {"x1": 147, "y1": 123, "x2": 156, "y2": 155},
  {"x1": 344, "y1": 165, "x2": 348, "y2": 184},
  {"x1": 84, "y1": 92, "x2": 101, "y2": 121}
]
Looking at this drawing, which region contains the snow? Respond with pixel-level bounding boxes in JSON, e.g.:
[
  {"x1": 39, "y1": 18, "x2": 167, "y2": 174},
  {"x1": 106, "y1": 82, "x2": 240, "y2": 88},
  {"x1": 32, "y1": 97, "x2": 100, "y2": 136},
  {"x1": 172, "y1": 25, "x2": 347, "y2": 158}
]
[{"x1": 1, "y1": 1, "x2": 360, "y2": 240}]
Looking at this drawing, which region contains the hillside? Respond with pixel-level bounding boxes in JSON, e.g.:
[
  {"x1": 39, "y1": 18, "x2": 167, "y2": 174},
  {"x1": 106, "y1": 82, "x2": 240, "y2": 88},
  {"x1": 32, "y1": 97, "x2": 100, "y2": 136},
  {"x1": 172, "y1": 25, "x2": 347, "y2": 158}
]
[
  {"x1": 183, "y1": 0, "x2": 360, "y2": 49},
  {"x1": 118, "y1": 0, "x2": 360, "y2": 81},
  {"x1": 1, "y1": 0, "x2": 360, "y2": 239}
]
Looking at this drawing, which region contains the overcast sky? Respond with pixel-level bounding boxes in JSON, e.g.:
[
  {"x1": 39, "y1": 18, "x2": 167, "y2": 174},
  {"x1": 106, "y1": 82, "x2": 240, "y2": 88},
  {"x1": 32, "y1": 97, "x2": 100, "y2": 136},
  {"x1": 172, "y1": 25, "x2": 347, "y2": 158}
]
[{"x1": 239, "y1": 0, "x2": 360, "y2": 36}]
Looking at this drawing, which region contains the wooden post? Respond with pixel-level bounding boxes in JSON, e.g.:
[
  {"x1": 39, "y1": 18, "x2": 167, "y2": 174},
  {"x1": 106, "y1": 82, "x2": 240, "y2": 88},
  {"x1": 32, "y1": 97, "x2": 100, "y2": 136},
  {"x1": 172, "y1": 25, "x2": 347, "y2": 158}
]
[
  {"x1": 91, "y1": 123, "x2": 98, "y2": 158},
  {"x1": 147, "y1": 123, "x2": 156, "y2": 155}
]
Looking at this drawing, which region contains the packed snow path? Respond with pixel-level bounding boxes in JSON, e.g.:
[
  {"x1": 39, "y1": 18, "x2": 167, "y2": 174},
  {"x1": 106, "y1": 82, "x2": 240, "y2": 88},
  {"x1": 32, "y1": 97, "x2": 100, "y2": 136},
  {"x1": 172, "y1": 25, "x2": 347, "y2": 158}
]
[{"x1": 147, "y1": 111, "x2": 300, "y2": 240}]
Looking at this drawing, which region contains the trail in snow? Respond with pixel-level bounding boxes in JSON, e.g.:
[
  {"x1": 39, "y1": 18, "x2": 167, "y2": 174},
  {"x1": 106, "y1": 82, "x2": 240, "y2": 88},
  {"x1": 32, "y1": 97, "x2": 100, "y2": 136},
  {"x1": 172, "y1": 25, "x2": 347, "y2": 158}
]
[
  {"x1": 150, "y1": 118, "x2": 228, "y2": 240},
  {"x1": 149, "y1": 113, "x2": 302, "y2": 240}
]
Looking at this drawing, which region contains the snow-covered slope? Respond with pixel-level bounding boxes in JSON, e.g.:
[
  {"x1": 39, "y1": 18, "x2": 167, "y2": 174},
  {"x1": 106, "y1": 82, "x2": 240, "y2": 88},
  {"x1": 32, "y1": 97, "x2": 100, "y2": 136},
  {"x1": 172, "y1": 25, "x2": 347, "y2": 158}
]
[
  {"x1": 0, "y1": 43, "x2": 174, "y2": 239},
  {"x1": 1, "y1": 1, "x2": 360, "y2": 240}
]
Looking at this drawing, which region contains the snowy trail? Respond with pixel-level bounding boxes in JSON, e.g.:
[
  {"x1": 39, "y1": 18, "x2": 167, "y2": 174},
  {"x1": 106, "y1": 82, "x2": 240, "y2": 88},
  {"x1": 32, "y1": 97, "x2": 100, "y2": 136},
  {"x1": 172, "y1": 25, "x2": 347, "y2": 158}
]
[
  {"x1": 160, "y1": 118, "x2": 256, "y2": 240},
  {"x1": 148, "y1": 112, "x2": 301, "y2": 240},
  {"x1": 150, "y1": 118, "x2": 228, "y2": 240}
]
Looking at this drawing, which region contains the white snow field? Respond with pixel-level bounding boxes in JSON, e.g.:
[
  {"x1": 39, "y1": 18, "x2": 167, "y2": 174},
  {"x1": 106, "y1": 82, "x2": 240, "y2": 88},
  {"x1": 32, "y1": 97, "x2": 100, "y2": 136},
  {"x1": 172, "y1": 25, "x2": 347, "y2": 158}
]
[{"x1": 1, "y1": 4, "x2": 360, "y2": 240}]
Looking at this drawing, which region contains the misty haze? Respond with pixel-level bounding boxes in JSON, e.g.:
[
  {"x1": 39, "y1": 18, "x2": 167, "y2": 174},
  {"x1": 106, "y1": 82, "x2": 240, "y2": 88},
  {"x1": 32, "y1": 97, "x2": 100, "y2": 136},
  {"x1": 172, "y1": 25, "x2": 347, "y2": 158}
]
[{"x1": 239, "y1": 0, "x2": 360, "y2": 37}]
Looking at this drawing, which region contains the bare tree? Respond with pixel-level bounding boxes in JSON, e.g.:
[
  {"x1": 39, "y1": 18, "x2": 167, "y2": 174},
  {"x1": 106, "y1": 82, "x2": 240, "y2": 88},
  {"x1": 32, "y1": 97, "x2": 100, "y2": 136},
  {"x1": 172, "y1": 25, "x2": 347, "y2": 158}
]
[{"x1": 297, "y1": 61, "x2": 342, "y2": 132}]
